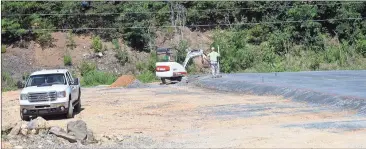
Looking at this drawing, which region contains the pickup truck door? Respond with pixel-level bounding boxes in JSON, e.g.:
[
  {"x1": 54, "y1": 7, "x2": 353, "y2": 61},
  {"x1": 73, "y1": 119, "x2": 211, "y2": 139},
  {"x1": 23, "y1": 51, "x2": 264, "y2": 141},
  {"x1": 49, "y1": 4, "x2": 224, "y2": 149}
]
[{"x1": 66, "y1": 72, "x2": 77, "y2": 101}]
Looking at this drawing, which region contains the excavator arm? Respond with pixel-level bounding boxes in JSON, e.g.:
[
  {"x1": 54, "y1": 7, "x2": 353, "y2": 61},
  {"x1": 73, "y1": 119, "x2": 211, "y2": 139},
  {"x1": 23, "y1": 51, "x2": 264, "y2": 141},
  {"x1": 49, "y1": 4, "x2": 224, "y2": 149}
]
[{"x1": 182, "y1": 49, "x2": 208, "y2": 68}]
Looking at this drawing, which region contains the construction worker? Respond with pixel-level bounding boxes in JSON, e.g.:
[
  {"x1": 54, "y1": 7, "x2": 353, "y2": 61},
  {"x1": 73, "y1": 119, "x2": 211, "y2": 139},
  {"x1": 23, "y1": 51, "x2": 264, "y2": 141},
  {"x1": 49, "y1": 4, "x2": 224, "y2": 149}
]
[{"x1": 207, "y1": 47, "x2": 220, "y2": 77}]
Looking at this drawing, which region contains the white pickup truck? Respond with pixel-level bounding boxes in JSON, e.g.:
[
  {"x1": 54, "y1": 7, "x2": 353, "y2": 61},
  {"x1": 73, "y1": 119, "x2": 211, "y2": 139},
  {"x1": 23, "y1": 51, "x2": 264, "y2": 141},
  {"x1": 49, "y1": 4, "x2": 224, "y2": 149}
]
[{"x1": 19, "y1": 69, "x2": 81, "y2": 120}]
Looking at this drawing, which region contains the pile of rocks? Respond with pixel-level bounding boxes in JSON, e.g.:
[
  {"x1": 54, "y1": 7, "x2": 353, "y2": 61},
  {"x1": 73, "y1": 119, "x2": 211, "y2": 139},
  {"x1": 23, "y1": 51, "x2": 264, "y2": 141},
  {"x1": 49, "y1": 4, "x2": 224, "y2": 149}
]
[
  {"x1": 49, "y1": 120, "x2": 96, "y2": 144},
  {"x1": 6, "y1": 117, "x2": 49, "y2": 136},
  {"x1": 2, "y1": 117, "x2": 97, "y2": 148}
]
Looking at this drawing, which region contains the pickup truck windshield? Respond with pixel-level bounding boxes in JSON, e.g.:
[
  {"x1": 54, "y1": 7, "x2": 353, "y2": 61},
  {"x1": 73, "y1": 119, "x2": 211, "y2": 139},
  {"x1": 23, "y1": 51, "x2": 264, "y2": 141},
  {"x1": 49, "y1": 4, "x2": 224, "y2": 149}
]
[{"x1": 26, "y1": 73, "x2": 66, "y2": 87}]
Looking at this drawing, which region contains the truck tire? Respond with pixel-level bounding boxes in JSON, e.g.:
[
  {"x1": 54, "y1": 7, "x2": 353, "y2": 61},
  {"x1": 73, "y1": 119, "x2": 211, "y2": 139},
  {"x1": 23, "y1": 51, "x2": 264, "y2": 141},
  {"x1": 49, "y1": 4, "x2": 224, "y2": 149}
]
[
  {"x1": 161, "y1": 78, "x2": 167, "y2": 85},
  {"x1": 66, "y1": 98, "x2": 74, "y2": 118},
  {"x1": 74, "y1": 89, "x2": 81, "y2": 112},
  {"x1": 20, "y1": 112, "x2": 30, "y2": 121},
  {"x1": 177, "y1": 76, "x2": 182, "y2": 82}
]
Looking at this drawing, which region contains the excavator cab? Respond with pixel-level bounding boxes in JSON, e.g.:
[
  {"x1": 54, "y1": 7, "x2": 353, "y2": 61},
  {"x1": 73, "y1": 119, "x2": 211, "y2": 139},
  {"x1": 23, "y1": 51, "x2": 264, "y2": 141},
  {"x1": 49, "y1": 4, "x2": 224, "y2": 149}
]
[{"x1": 156, "y1": 47, "x2": 175, "y2": 62}]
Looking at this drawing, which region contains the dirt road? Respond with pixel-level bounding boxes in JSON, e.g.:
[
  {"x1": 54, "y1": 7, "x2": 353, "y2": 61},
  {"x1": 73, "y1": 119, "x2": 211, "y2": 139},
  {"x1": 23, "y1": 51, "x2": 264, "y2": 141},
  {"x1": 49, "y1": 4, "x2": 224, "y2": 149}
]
[{"x1": 2, "y1": 85, "x2": 366, "y2": 148}]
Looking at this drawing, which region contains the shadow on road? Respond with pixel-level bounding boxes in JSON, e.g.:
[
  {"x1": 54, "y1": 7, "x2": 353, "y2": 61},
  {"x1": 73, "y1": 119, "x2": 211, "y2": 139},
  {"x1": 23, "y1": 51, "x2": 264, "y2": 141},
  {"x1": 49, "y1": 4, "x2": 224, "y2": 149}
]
[{"x1": 35, "y1": 108, "x2": 85, "y2": 121}]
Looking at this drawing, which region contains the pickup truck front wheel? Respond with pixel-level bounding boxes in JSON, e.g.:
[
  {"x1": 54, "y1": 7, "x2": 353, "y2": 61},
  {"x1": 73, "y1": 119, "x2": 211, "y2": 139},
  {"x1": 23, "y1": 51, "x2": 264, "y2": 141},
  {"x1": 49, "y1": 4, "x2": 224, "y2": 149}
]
[
  {"x1": 74, "y1": 89, "x2": 81, "y2": 112},
  {"x1": 66, "y1": 99, "x2": 74, "y2": 118},
  {"x1": 20, "y1": 112, "x2": 30, "y2": 121}
]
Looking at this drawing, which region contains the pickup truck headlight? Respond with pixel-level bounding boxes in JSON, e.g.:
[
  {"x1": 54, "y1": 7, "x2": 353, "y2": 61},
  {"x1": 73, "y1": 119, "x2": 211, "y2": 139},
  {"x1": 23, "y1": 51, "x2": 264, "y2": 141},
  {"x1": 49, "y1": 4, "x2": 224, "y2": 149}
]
[
  {"x1": 20, "y1": 94, "x2": 28, "y2": 100},
  {"x1": 57, "y1": 91, "x2": 66, "y2": 98}
]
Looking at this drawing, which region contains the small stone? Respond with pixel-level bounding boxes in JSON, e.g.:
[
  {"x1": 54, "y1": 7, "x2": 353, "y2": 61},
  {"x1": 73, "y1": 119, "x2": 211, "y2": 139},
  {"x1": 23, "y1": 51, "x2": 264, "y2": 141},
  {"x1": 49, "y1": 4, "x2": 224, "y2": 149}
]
[
  {"x1": 38, "y1": 129, "x2": 47, "y2": 135},
  {"x1": 96, "y1": 52, "x2": 103, "y2": 58},
  {"x1": 20, "y1": 128, "x2": 28, "y2": 135},
  {"x1": 30, "y1": 129, "x2": 38, "y2": 135},
  {"x1": 20, "y1": 123, "x2": 27, "y2": 129}
]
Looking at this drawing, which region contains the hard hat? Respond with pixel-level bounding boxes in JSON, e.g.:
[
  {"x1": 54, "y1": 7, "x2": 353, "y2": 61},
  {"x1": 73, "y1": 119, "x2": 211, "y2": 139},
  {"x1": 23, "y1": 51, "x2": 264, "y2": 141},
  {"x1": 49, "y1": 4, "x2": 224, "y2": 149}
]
[{"x1": 211, "y1": 47, "x2": 215, "y2": 50}]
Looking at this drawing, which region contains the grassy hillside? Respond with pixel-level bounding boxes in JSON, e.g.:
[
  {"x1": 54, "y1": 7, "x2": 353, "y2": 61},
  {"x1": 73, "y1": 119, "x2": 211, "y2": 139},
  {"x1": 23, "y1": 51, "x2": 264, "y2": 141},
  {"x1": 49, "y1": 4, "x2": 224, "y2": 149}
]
[{"x1": 1, "y1": 1, "x2": 366, "y2": 90}]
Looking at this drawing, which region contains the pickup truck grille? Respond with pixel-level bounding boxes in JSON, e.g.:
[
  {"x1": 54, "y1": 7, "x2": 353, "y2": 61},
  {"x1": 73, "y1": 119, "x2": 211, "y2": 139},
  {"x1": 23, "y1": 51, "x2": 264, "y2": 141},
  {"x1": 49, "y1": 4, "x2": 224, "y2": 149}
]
[{"x1": 28, "y1": 92, "x2": 57, "y2": 102}]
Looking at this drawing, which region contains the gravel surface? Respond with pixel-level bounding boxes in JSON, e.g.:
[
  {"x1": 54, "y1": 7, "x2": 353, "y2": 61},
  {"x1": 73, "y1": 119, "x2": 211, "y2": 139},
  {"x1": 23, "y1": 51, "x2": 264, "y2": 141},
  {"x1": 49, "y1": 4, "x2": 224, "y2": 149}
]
[
  {"x1": 193, "y1": 70, "x2": 366, "y2": 115},
  {"x1": 126, "y1": 80, "x2": 149, "y2": 88}
]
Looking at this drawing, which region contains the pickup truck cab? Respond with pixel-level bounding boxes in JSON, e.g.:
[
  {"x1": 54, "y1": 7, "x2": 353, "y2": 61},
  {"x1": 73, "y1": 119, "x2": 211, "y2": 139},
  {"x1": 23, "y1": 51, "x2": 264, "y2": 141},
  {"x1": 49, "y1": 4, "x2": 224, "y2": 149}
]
[{"x1": 19, "y1": 69, "x2": 81, "y2": 120}]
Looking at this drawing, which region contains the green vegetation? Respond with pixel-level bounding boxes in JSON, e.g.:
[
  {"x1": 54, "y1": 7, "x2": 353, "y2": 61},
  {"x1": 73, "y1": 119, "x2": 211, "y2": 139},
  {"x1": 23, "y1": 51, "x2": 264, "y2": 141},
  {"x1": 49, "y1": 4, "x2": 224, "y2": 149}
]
[
  {"x1": 136, "y1": 71, "x2": 156, "y2": 83},
  {"x1": 64, "y1": 54, "x2": 72, "y2": 66},
  {"x1": 2, "y1": 72, "x2": 17, "y2": 92},
  {"x1": 66, "y1": 31, "x2": 76, "y2": 50},
  {"x1": 1, "y1": 45, "x2": 6, "y2": 53},
  {"x1": 175, "y1": 40, "x2": 189, "y2": 64},
  {"x1": 112, "y1": 39, "x2": 129, "y2": 66},
  {"x1": 112, "y1": 39, "x2": 120, "y2": 51},
  {"x1": 211, "y1": 28, "x2": 366, "y2": 73},
  {"x1": 136, "y1": 52, "x2": 159, "y2": 83},
  {"x1": 115, "y1": 49, "x2": 129, "y2": 66},
  {"x1": 79, "y1": 61, "x2": 117, "y2": 86},
  {"x1": 22, "y1": 72, "x2": 30, "y2": 81},
  {"x1": 79, "y1": 61, "x2": 97, "y2": 76},
  {"x1": 81, "y1": 70, "x2": 117, "y2": 86},
  {"x1": 1, "y1": 1, "x2": 365, "y2": 74},
  {"x1": 92, "y1": 36, "x2": 103, "y2": 53}
]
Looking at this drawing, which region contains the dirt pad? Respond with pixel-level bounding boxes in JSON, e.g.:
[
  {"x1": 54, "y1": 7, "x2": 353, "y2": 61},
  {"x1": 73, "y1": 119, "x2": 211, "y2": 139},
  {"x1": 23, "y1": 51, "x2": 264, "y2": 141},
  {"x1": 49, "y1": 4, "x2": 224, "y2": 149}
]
[
  {"x1": 3, "y1": 85, "x2": 366, "y2": 148},
  {"x1": 110, "y1": 75, "x2": 136, "y2": 87}
]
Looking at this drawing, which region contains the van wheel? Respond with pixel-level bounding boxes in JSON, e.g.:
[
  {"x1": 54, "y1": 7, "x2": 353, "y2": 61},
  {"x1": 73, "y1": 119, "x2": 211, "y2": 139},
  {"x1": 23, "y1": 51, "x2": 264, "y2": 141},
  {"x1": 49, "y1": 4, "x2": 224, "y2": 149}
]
[{"x1": 66, "y1": 99, "x2": 74, "y2": 118}]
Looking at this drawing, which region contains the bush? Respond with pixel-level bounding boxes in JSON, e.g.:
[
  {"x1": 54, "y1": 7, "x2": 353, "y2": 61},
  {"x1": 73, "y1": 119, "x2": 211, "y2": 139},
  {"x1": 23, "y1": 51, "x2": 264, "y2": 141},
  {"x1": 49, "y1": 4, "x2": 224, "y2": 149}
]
[
  {"x1": 115, "y1": 49, "x2": 129, "y2": 66},
  {"x1": 356, "y1": 39, "x2": 366, "y2": 57},
  {"x1": 2, "y1": 72, "x2": 17, "y2": 92},
  {"x1": 79, "y1": 61, "x2": 96, "y2": 76},
  {"x1": 112, "y1": 39, "x2": 120, "y2": 50},
  {"x1": 64, "y1": 54, "x2": 72, "y2": 66},
  {"x1": 92, "y1": 36, "x2": 103, "y2": 53},
  {"x1": 22, "y1": 72, "x2": 30, "y2": 81},
  {"x1": 36, "y1": 31, "x2": 53, "y2": 49},
  {"x1": 175, "y1": 40, "x2": 189, "y2": 63},
  {"x1": 1, "y1": 45, "x2": 6, "y2": 53},
  {"x1": 137, "y1": 70, "x2": 157, "y2": 83},
  {"x1": 81, "y1": 70, "x2": 117, "y2": 86},
  {"x1": 66, "y1": 31, "x2": 76, "y2": 50}
]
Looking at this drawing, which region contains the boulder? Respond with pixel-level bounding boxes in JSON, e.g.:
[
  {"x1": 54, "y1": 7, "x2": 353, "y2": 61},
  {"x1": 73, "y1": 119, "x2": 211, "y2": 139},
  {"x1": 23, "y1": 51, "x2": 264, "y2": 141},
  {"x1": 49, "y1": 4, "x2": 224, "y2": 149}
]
[
  {"x1": 9, "y1": 121, "x2": 23, "y2": 136},
  {"x1": 2, "y1": 123, "x2": 13, "y2": 134},
  {"x1": 86, "y1": 129, "x2": 96, "y2": 144},
  {"x1": 49, "y1": 126, "x2": 77, "y2": 143},
  {"x1": 67, "y1": 120, "x2": 88, "y2": 140},
  {"x1": 27, "y1": 117, "x2": 48, "y2": 130}
]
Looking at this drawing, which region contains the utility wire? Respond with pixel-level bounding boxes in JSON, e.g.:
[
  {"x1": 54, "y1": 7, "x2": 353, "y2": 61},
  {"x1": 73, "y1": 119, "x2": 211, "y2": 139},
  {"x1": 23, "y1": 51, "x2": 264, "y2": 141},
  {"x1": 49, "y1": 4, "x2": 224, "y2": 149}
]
[
  {"x1": 2, "y1": 2, "x2": 364, "y2": 17},
  {"x1": 2, "y1": 17, "x2": 365, "y2": 32}
]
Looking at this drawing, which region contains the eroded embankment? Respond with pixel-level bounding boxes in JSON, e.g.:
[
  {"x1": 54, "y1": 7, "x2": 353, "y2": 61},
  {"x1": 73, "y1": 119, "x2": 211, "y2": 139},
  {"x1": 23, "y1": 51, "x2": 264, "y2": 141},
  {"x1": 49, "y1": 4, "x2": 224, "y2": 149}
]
[{"x1": 192, "y1": 71, "x2": 366, "y2": 115}]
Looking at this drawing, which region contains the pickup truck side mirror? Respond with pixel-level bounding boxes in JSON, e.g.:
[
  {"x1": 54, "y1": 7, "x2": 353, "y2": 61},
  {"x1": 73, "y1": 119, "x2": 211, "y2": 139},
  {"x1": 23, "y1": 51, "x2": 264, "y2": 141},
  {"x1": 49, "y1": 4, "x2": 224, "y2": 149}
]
[{"x1": 72, "y1": 78, "x2": 79, "y2": 85}]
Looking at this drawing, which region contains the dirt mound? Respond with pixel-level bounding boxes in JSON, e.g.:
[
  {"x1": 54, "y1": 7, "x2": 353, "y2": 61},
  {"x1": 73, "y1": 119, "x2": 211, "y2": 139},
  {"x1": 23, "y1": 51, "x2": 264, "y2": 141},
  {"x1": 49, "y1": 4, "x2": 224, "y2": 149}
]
[{"x1": 110, "y1": 75, "x2": 136, "y2": 87}]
